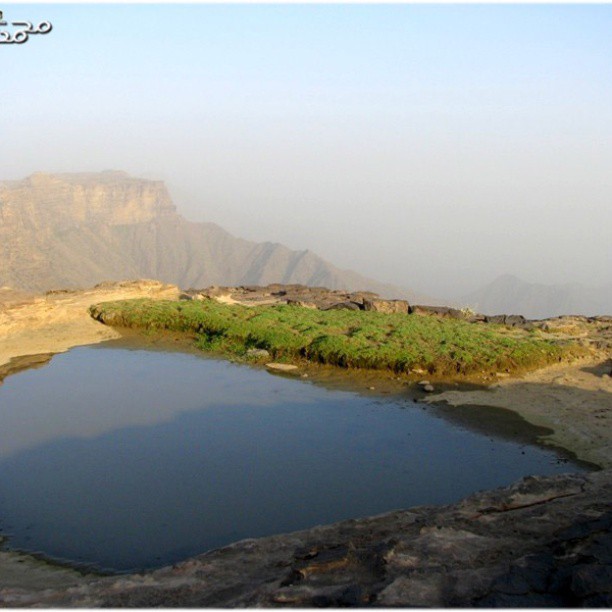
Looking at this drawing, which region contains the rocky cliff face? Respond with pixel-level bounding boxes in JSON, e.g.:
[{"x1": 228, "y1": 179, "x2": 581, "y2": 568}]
[
  {"x1": 0, "y1": 172, "x2": 424, "y2": 299},
  {"x1": 0, "y1": 171, "x2": 175, "y2": 231}
]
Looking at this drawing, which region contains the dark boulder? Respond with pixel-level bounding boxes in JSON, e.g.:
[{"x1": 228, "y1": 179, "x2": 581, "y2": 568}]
[
  {"x1": 321, "y1": 301, "x2": 362, "y2": 311},
  {"x1": 410, "y1": 305, "x2": 466, "y2": 320},
  {"x1": 485, "y1": 314, "x2": 529, "y2": 328}
]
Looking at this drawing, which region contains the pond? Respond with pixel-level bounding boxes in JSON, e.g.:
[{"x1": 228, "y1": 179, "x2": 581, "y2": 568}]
[{"x1": 0, "y1": 344, "x2": 587, "y2": 573}]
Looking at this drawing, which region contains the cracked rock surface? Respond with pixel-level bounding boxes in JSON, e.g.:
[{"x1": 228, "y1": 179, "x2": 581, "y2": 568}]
[{"x1": 2, "y1": 470, "x2": 610, "y2": 607}]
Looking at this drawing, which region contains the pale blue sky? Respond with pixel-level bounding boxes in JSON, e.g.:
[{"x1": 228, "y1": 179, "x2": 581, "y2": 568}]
[{"x1": 2, "y1": 4, "x2": 611, "y2": 297}]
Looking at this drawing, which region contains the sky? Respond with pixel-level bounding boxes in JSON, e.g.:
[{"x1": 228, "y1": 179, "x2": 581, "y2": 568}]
[{"x1": 2, "y1": 3, "x2": 611, "y2": 299}]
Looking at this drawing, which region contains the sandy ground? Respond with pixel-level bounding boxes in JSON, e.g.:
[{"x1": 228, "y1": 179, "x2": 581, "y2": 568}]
[
  {"x1": 0, "y1": 550, "x2": 93, "y2": 592},
  {"x1": 0, "y1": 280, "x2": 180, "y2": 370},
  {"x1": 426, "y1": 357, "x2": 612, "y2": 469}
]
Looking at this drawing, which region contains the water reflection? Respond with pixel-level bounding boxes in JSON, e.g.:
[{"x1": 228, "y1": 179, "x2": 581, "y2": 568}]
[{"x1": 0, "y1": 348, "x2": 319, "y2": 459}]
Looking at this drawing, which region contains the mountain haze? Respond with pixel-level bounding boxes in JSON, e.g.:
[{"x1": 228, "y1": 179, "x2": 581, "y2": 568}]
[
  {"x1": 0, "y1": 171, "x2": 428, "y2": 301},
  {"x1": 463, "y1": 274, "x2": 612, "y2": 319}
]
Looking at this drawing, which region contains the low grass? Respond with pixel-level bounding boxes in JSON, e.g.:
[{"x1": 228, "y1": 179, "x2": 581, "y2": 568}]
[{"x1": 89, "y1": 299, "x2": 583, "y2": 377}]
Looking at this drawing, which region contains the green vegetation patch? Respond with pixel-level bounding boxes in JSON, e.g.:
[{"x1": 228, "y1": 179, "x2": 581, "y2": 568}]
[{"x1": 89, "y1": 299, "x2": 582, "y2": 376}]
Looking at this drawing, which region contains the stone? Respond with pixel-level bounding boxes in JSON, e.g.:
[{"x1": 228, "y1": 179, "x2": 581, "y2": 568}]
[
  {"x1": 285, "y1": 299, "x2": 318, "y2": 309},
  {"x1": 504, "y1": 314, "x2": 527, "y2": 327},
  {"x1": 378, "y1": 575, "x2": 446, "y2": 607},
  {"x1": 484, "y1": 314, "x2": 529, "y2": 327},
  {"x1": 490, "y1": 553, "x2": 555, "y2": 594},
  {"x1": 363, "y1": 298, "x2": 410, "y2": 314},
  {"x1": 570, "y1": 564, "x2": 612, "y2": 597},
  {"x1": 321, "y1": 301, "x2": 361, "y2": 311},
  {"x1": 584, "y1": 593, "x2": 612, "y2": 606},
  {"x1": 409, "y1": 305, "x2": 466, "y2": 319},
  {"x1": 265, "y1": 363, "x2": 299, "y2": 373},
  {"x1": 336, "y1": 584, "x2": 366, "y2": 606},
  {"x1": 2, "y1": 471, "x2": 612, "y2": 607},
  {"x1": 478, "y1": 591, "x2": 565, "y2": 607},
  {"x1": 485, "y1": 314, "x2": 507, "y2": 325},
  {"x1": 468, "y1": 313, "x2": 487, "y2": 323},
  {"x1": 348, "y1": 291, "x2": 379, "y2": 306}
]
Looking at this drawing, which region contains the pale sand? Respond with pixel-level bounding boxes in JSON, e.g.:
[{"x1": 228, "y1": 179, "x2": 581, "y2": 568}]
[
  {"x1": 426, "y1": 357, "x2": 612, "y2": 468},
  {"x1": 0, "y1": 550, "x2": 92, "y2": 592},
  {"x1": 0, "y1": 280, "x2": 180, "y2": 370}
]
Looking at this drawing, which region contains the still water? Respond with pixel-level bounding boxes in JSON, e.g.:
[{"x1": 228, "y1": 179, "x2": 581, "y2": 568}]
[{"x1": 0, "y1": 346, "x2": 585, "y2": 573}]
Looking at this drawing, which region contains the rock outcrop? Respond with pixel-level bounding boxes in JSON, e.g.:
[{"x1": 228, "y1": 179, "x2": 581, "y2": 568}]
[
  {"x1": 188, "y1": 284, "x2": 384, "y2": 311},
  {"x1": 184, "y1": 284, "x2": 612, "y2": 353},
  {"x1": 363, "y1": 298, "x2": 410, "y2": 314},
  {"x1": 409, "y1": 304, "x2": 468, "y2": 319},
  {"x1": 0, "y1": 279, "x2": 180, "y2": 370},
  {"x1": 0, "y1": 172, "x2": 426, "y2": 302}
]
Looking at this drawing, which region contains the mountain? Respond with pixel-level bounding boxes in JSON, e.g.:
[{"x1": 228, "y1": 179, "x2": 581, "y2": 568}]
[
  {"x1": 463, "y1": 274, "x2": 612, "y2": 319},
  {"x1": 0, "y1": 171, "x2": 429, "y2": 301}
]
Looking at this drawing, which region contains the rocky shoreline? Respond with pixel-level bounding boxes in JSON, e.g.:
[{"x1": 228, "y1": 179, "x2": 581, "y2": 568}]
[
  {"x1": 2, "y1": 471, "x2": 611, "y2": 607},
  {"x1": 0, "y1": 280, "x2": 610, "y2": 606}
]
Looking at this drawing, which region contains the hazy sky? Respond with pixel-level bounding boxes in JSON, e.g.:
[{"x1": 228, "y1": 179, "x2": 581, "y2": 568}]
[{"x1": 2, "y1": 3, "x2": 611, "y2": 299}]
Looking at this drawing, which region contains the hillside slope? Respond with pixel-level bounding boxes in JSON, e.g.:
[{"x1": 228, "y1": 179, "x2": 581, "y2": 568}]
[
  {"x1": 0, "y1": 172, "x2": 428, "y2": 301},
  {"x1": 463, "y1": 274, "x2": 612, "y2": 319}
]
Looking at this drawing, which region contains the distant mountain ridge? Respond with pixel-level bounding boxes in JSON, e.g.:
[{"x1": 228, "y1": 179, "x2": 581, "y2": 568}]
[
  {"x1": 463, "y1": 274, "x2": 612, "y2": 319},
  {"x1": 0, "y1": 171, "x2": 431, "y2": 301}
]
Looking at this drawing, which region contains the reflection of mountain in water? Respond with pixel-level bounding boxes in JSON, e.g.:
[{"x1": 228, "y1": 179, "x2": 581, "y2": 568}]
[
  {"x1": 0, "y1": 171, "x2": 424, "y2": 301},
  {"x1": 0, "y1": 348, "x2": 288, "y2": 459}
]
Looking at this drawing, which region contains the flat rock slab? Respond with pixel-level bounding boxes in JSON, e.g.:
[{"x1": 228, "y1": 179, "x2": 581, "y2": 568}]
[{"x1": 265, "y1": 362, "x2": 299, "y2": 372}]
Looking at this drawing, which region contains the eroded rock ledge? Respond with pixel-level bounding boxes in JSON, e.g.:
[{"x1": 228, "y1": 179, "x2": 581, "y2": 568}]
[
  {"x1": 2, "y1": 470, "x2": 610, "y2": 607},
  {"x1": 186, "y1": 284, "x2": 612, "y2": 353}
]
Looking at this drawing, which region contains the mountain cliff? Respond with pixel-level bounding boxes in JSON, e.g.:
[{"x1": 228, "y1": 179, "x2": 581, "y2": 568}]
[
  {"x1": 463, "y1": 274, "x2": 612, "y2": 319},
  {"x1": 0, "y1": 171, "x2": 424, "y2": 300}
]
